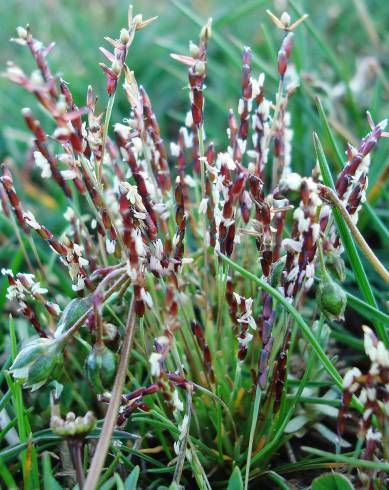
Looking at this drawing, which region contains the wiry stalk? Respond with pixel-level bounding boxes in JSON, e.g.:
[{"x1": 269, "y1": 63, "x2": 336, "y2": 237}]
[
  {"x1": 84, "y1": 296, "x2": 136, "y2": 490},
  {"x1": 319, "y1": 185, "x2": 389, "y2": 283},
  {"x1": 198, "y1": 126, "x2": 210, "y2": 324},
  {"x1": 244, "y1": 384, "x2": 261, "y2": 489}
]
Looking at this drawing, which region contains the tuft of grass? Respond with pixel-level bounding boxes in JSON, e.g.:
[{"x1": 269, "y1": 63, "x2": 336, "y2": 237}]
[{"x1": 0, "y1": 1, "x2": 388, "y2": 489}]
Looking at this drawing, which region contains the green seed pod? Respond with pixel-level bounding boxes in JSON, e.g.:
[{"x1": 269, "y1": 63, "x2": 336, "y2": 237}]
[
  {"x1": 55, "y1": 296, "x2": 92, "y2": 339},
  {"x1": 316, "y1": 276, "x2": 347, "y2": 321},
  {"x1": 86, "y1": 345, "x2": 116, "y2": 393},
  {"x1": 10, "y1": 337, "x2": 64, "y2": 391}
]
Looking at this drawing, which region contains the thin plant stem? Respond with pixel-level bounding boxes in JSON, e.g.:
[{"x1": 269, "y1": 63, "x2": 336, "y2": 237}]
[
  {"x1": 244, "y1": 384, "x2": 262, "y2": 490},
  {"x1": 98, "y1": 94, "x2": 115, "y2": 183},
  {"x1": 69, "y1": 441, "x2": 85, "y2": 489},
  {"x1": 84, "y1": 295, "x2": 136, "y2": 490},
  {"x1": 198, "y1": 125, "x2": 210, "y2": 325},
  {"x1": 9, "y1": 213, "x2": 33, "y2": 274},
  {"x1": 27, "y1": 235, "x2": 45, "y2": 279},
  {"x1": 173, "y1": 386, "x2": 193, "y2": 485},
  {"x1": 319, "y1": 184, "x2": 389, "y2": 284}
]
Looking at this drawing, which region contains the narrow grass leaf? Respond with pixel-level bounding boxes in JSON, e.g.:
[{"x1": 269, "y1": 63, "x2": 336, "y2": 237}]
[
  {"x1": 302, "y1": 446, "x2": 389, "y2": 472},
  {"x1": 313, "y1": 133, "x2": 389, "y2": 347}
]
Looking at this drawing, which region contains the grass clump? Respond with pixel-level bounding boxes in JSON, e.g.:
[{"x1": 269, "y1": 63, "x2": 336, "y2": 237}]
[{"x1": 0, "y1": 3, "x2": 389, "y2": 489}]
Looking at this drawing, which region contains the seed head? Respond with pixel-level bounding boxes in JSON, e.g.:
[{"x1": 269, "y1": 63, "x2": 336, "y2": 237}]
[
  {"x1": 316, "y1": 275, "x2": 347, "y2": 321},
  {"x1": 51, "y1": 410, "x2": 96, "y2": 437},
  {"x1": 10, "y1": 337, "x2": 64, "y2": 391}
]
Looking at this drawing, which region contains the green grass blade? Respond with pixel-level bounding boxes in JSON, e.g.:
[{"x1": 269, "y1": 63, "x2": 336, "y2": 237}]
[
  {"x1": 313, "y1": 133, "x2": 389, "y2": 348},
  {"x1": 244, "y1": 385, "x2": 261, "y2": 490},
  {"x1": 0, "y1": 462, "x2": 17, "y2": 489},
  {"x1": 301, "y1": 446, "x2": 389, "y2": 472},
  {"x1": 42, "y1": 452, "x2": 62, "y2": 490},
  {"x1": 0, "y1": 390, "x2": 12, "y2": 412},
  {"x1": 8, "y1": 317, "x2": 40, "y2": 489},
  {"x1": 124, "y1": 465, "x2": 140, "y2": 490},
  {"x1": 266, "y1": 471, "x2": 291, "y2": 490},
  {"x1": 345, "y1": 291, "x2": 389, "y2": 324},
  {"x1": 214, "y1": 0, "x2": 266, "y2": 28},
  {"x1": 250, "y1": 335, "x2": 317, "y2": 467}
]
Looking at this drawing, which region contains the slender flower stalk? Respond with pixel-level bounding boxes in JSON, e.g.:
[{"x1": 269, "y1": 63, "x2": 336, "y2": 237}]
[{"x1": 84, "y1": 297, "x2": 136, "y2": 490}]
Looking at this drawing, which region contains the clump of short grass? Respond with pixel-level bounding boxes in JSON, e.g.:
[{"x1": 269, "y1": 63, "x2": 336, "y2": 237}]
[{"x1": 1, "y1": 4, "x2": 389, "y2": 490}]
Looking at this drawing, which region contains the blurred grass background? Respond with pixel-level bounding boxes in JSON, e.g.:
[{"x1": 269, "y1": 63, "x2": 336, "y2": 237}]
[{"x1": 0, "y1": 0, "x2": 388, "y2": 256}]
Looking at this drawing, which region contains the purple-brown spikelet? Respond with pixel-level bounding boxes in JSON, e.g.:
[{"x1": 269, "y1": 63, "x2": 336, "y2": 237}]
[
  {"x1": 140, "y1": 86, "x2": 172, "y2": 193},
  {"x1": 277, "y1": 33, "x2": 293, "y2": 78},
  {"x1": 225, "y1": 277, "x2": 239, "y2": 325},
  {"x1": 0, "y1": 182, "x2": 10, "y2": 217},
  {"x1": 173, "y1": 177, "x2": 186, "y2": 272},
  {"x1": 191, "y1": 320, "x2": 215, "y2": 383},
  {"x1": 233, "y1": 47, "x2": 253, "y2": 169},
  {"x1": 1, "y1": 268, "x2": 63, "y2": 337},
  {"x1": 320, "y1": 114, "x2": 388, "y2": 254},
  {"x1": 248, "y1": 175, "x2": 276, "y2": 386},
  {"x1": 273, "y1": 330, "x2": 291, "y2": 413},
  {"x1": 282, "y1": 178, "x2": 320, "y2": 299},
  {"x1": 22, "y1": 108, "x2": 74, "y2": 198},
  {"x1": 0, "y1": 166, "x2": 29, "y2": 233}
]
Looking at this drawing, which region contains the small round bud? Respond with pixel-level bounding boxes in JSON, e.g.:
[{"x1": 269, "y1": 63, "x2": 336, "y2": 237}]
[
  {"x1": 316, "y1": 276, "x2": 347, "y2": 321},
  {"x1": 280, "y1": 12, "x2": 291, "y2": 27},
  {"x1": 200, "y1": 18, "x2": 212, "y2": 42},
  {"x1": 16, "y1": 26, "x2": 28, "y2": 39},
  {"x1": 189, "y1": 41, "x2": 200, "y2": 58},
  {"x1": 120, "y1": 28, "x2": 130, "y2": 45},
  {"x1": 133, "y1": 14, "x2": 143, "y2": 27},
  {"x1": 30, "y1": 70, "x2": 44, "y2": 86},
  {"x1": 193, "y1": 60, "x2": 206, "y2": 76},
  {"x1": 66, "y1": 411, "x2": 76, "y2": 422},
  {"x1": 111, "y1": 60, "x2": 121, "y2": 76},
  {"x1": 50, "y1": 410, "x2": 96, "y2": 437},
  {"x1": 56, "y1": 95, "x2": 67, "y2": 116}
]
